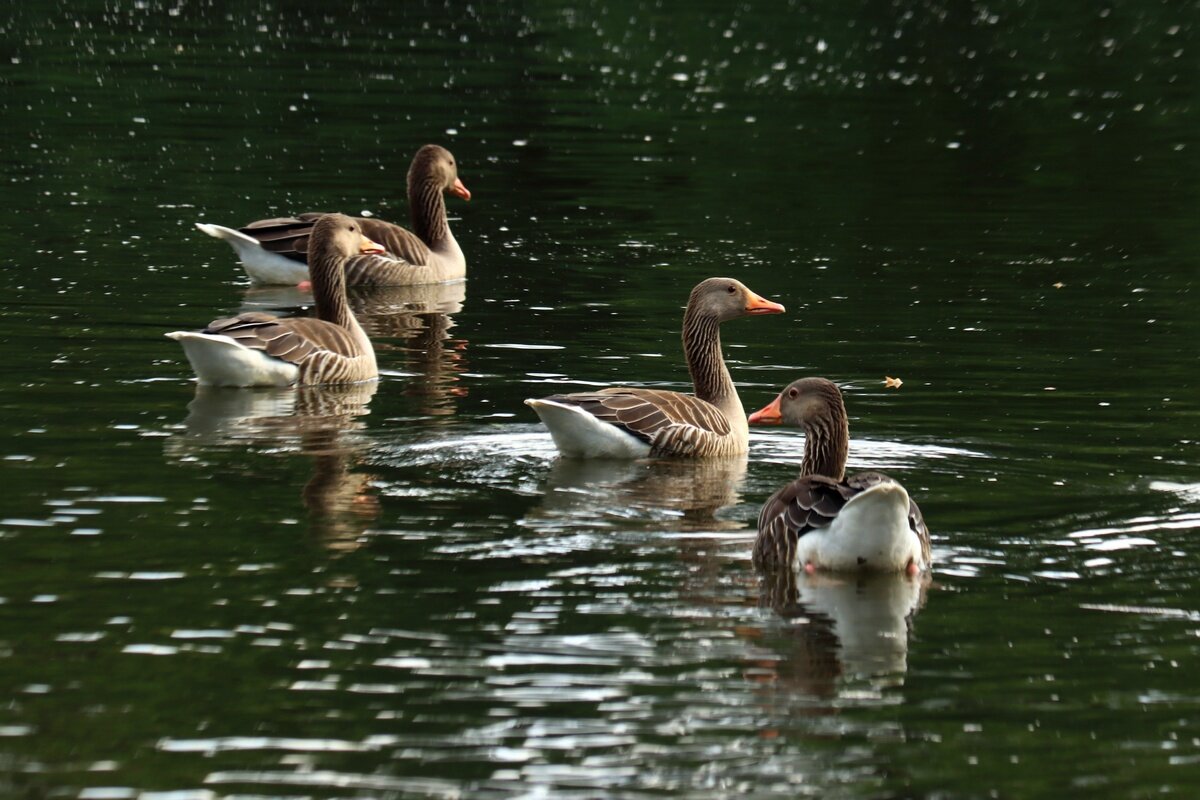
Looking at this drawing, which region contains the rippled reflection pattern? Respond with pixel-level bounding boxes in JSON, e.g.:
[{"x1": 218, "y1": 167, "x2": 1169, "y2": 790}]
[{"x1": 0, "y1": 0, "x2": 1196, "y2": 796}]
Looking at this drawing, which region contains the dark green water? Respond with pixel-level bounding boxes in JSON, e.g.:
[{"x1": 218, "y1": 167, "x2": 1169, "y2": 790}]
[{"x1": 1, "y1": 1, "x2": 1198, "y2": 797}]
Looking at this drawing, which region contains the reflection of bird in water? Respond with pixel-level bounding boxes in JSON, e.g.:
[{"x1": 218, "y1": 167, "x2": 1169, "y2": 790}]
[
  {"x1": 741, "y1": 568, "x2": 929, "y2": 699},
  {"x1": 350, "y1": 282, "x2": 468, "y2": 418},
  {"x1": 238, "y1": 281, "x2": 468, "y2": 417},
  {"x1": 167, "y1": 382, "x2": 379, "y2": 553},
  {"x1": 530, "y1": 455, "x2": 748, "y2": 532}
]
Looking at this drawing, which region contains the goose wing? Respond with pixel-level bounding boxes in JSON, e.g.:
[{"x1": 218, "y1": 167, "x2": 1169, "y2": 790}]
[
  {"x1": 355, "y1": 218, "x2": 433, "y2": 265},
  {"x1": 540, "y1": 388, "x2": 731, "y2": 453},
  {"x1": 238, "y1": 216, "x2": 319, "y2": 263},
  {"x1": 754, "y1": 475, "x2": 852, "y2": 569},
  {"x1": 239, "y1": 215, "x2": 432, "y2": 268},
  {"x1": 205, "y1": 313, "x2": 361, "y2": 364}
]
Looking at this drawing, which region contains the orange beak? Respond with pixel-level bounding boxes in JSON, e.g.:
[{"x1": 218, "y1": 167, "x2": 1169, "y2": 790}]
[
  {"x1": 360, "y1": 237, "x2": 386, "y2": 255},
  {"x1": 450, "y1": 178, "x2": 471, "y2": 201},
  {"x1": 744, "y1": 290, "x2": 785, "y2": 315},
  {"x1": 748, "y1": 394, "x2": 783, "y2": 425}
]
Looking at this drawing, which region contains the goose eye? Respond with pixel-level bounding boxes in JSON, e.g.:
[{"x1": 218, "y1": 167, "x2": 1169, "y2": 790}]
[
  {"x1": 726, "y1": 284, "x2": 737, "y2": 294},
  {"x1": 787, "y1": 388, "x2": 799, "y2": 398}
]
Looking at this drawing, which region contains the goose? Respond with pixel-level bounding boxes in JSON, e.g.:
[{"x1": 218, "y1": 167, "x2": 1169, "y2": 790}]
[
  {"x1": 195, "y1": 144, "x2": 470, "y2": 286},
  {"x1": 166, "y1": 214, "x2": 383, "y2": 387},
  {"x1": 749, "y1": 377, "x2": 931, "y2": 575},
  {"x1": 525, "y1": 277, "x2": 785, "y2": 458}
]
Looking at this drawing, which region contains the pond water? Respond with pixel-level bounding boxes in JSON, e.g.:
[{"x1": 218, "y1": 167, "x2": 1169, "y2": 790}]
[{"x1": 1, "y1": 1, "x2": 1197, "y2": 797}]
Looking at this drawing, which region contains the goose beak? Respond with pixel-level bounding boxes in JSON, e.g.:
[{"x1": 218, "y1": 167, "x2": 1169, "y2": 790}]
[
  {"x1": 450, "y1": 178, "x2": 471, "y2": 201},
  {"x1": 748, "y1": 394, "x2": 783, "y2": 425},
  {"x1": 360, "y1": 237, "x2": 386, "y2": 255},
  {"x1": 744, "y1": 290, "x2": 785, "y2": 315}
]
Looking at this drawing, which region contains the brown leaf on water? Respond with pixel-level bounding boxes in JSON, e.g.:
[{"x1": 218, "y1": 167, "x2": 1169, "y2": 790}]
[{"x1": 884, "y1": 376, "x2": 903, "y2": 389}]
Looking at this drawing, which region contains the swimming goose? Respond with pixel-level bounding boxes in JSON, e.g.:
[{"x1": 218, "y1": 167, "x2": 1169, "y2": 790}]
[
  {"x1": 166, "y1": 214, "x2": 383, "y2": 386},
  {"x1": 749, "y1": 377, "x2": 931, "y2": 574},
  {"x1": 526, "y1": 278, "x2": 785, "y2": 458},
  {"x1": 196, "y1": 144, "x2": 470, "y2": 286}
]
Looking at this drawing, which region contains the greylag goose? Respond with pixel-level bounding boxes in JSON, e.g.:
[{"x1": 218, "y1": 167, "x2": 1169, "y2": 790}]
[
  {"x1": 196, "y1": 144, "x2": 470, "y2": 286},
  {"x1": 166, "y1": 214, "x2": 383, "y2": 386},
  {"x1": 749, "y1": 377, "x2": 931, "y2": 574},
  {"x1": 525, "y1": 278, "x2": 785, "y2": 458}
]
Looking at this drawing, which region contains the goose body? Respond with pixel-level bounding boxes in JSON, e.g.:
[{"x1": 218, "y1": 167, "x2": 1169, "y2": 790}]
[
  {"x1": 751, "y1": 378, "x2": 931, "y2": 574},
  {"x1": 526, "y1": 278, "x2": 785, "y2": 459},
  {"x1": 197, "y1": 145, "x2": 470, "y2": 286},
  {"x1": 168, "y1": 214, "x2": 383, "y2": 387}
]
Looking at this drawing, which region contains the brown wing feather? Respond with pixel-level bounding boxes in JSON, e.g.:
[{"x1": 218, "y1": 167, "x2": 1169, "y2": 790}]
[
  {"x1": 356, "y1": 218, "x2": 433, "y2": 265},
  {"x1": 541, "y1": 388, "x2": 732, "y2": 449},
  {"x1": 238, "y1": 214, "x2": 433, "y2": 269},
  {"x1": 203, "y1": 314, "x2": 360, "y2": 364},
  {"x1": 239, "y1": 216, "x2": 321, "y2": 263}
]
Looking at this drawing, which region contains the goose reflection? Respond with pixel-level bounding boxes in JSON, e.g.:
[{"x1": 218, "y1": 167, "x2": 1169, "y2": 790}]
[
  {"x1": 240, "y1": 281, "x2": 468, "y2": 417},
  {"x1": 530, "y1": 456, "x2": 748, "y2": 532},
  {"x1": 350, "y1": 282, "x2": 468, "y2": 417},
  {"x1": 167, "y1": 382, "x2": 379, "y2": 552},
  {"x1": 744, "y1": 567, "x2": 929, "y2": 698}
]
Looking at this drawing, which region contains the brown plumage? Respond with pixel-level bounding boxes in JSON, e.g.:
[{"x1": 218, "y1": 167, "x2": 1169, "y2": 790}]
[
  {"x1": 527, "y1": 278, "x2": 785, "y2": 458},
  {"x1": 750, "y1": 377, "x2": 931, "y2": 572},
  {"x1": 237, "y1": 145, "x2": 469, "y2": 286}
]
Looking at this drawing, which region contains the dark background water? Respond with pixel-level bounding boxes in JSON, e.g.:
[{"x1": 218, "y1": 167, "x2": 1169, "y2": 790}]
[{"x1": 0, "y1": 1, "x2": 1197, "y2": 797}]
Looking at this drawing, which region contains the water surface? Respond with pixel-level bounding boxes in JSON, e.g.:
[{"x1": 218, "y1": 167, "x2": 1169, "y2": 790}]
[{"x1": 0, "y1": 1, "x2": 1197, "y2": 797}]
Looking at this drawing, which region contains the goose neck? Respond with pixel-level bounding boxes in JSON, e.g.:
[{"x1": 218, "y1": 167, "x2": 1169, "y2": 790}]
[
  {"x1": 801, "y1": 407, "x2": 849, "y2": 480},
  {"x1": 409, "y1": 177, "x2": 450, "y2": 245},
  {"x1": 310, "y1": 252, "x2": 356, "y2": 331},
  {"x1": 682, "y1": 309, "x2": 737, "y2": 413}
]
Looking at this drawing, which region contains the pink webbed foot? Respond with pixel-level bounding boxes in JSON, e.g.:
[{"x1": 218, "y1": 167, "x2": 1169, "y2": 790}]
[
  {"x1": 906, "y1": 559, "x2": 919, "y2": 577},
  {"x1": 803, "y1": 562, "x2": 816, "y2": 575},
  {"x1": 297, "y1": 280, "x2": 312, "y2": 291}
]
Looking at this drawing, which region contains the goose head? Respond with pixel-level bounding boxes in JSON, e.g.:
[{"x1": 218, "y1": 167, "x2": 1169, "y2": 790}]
[
  {"x1": 410, "y1": 144, "x2": 471, "y2": 200},
  {"x1": 308, "y1": 214, "x2": 386, "y2": 264},
  {"x1": 748, "y1": 377, "x2": 845, "y2": 427},
  {"x1": 688, "y1": 277, "x2": 785, "y2": 323}
]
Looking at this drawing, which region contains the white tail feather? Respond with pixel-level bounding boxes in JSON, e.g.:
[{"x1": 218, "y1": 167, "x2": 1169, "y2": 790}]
[
  {"x1": 194, "y1": 222, "x2": 309, "y2": 285},
  {"x1": 525, "y1": 398, "x2": 651, "y2": 459},
  {"x1": 166, "y1": 331, "x2": 299, "y2": 387}
]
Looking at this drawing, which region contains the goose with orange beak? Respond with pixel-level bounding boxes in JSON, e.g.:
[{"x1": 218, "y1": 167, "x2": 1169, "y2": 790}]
[
  {"x1": 196, "y1": 144, "x2": 470, "y2": 286},
  {"x1": 167, "y1": 214, "x2": 385, "y2": 386},
  {"x1": 749, "y1": 377, "x2": 931, "y2": 575},
  {"x1": 526, "y1": 278, "x2": 785, "y2": 458}
]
